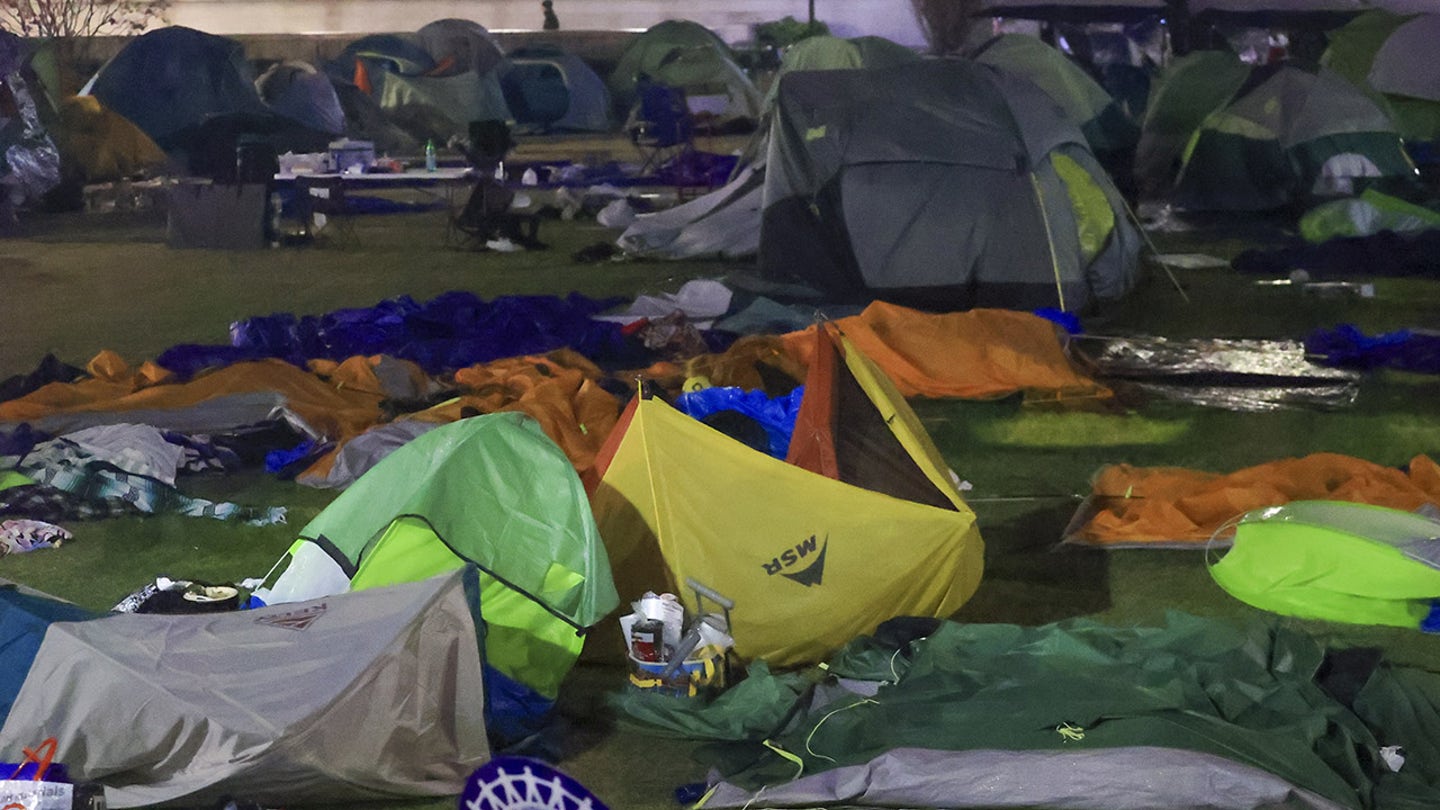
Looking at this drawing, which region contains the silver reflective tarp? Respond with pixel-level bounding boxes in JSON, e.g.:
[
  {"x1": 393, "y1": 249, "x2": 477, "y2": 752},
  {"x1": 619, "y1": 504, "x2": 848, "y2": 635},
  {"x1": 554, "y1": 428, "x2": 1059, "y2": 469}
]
[
  {"x1": 0, "y1": 572, "x2": 488, "y2": 808},
  {"x1": 1070, "y1": 335, "x2": 1361, "y2": 411},
  {"x1": 0, "y1": 32, "x2": 61, "y2": 208}
]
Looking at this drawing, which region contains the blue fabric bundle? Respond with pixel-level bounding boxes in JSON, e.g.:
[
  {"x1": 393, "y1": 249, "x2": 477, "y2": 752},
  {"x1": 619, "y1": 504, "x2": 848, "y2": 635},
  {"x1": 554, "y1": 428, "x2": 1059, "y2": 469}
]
[
  {"x1": 158, "y1": 291, "x2": 635, "y2": 378},
  {"x1": 1306, "y1": 324, "x2": 1440, "y2": 374}
]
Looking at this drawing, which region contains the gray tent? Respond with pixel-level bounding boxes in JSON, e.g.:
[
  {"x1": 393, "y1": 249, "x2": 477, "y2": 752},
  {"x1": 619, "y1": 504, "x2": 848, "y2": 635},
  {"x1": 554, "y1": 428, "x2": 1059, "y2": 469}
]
[
  {"x1": 760, "y1": 59, "x2": 1141, "y2": 312},
  {"x1": 618, "y1": 36, "x2": 916, "y2": 261},
  {"x1": 0, "y1": 572, "x2": 488, "y2": 809},
  {"x1": 503, "y1": 44, "x2": 612, "y2": 133}
]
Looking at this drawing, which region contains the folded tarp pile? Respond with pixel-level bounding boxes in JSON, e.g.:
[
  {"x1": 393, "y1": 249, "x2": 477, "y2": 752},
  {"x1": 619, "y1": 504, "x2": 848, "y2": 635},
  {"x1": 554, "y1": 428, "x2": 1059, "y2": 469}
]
[
  {"x1": 2, "y1": 297, "x2": 1109, "y2": 501},
  {"x1": 670, "y1": 612, "x2": 1440, "y2": 810}
]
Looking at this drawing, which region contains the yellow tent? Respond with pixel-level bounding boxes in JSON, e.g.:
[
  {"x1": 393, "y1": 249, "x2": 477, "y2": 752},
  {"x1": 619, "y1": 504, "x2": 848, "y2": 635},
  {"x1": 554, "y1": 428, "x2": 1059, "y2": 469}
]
[
  {"x1": 590, "y1": 328, "x2": 984, "y2": 666},
  {"x1": 55, "y1": 95, "x2": 168, "y2": 182}
]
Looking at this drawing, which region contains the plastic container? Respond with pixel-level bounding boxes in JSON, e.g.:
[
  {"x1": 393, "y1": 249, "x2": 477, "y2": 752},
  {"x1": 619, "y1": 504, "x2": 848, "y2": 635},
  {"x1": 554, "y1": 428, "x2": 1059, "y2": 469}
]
[{"x1": 627, "y1": 649, "x2": 727, "y2": 698}]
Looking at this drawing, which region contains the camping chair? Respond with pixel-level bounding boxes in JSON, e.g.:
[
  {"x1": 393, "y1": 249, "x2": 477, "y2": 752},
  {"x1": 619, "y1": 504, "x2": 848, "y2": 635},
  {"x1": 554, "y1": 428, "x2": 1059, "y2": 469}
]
[
  {"x1": 298, "y1": 175, "x2": 360, "y2": 248},
  {"x1": 447, "y1": 120, "x2": 544, "y2": 251},
  {"x1": 626, "y1": 78, "x2": 696, "y2": 177}
]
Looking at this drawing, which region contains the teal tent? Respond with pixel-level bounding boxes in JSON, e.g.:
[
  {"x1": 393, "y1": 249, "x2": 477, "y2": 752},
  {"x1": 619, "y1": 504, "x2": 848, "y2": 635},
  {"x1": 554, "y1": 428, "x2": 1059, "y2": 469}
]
[
  {"x1": 257, "y1": 413, "x2": 617, "y2": 744},
  {"x1": 503, "y1": 44, "x2": 612, "y2": 133},
  {"x1": 82, "y1": 26, "x2": 269, "y2": 152}
]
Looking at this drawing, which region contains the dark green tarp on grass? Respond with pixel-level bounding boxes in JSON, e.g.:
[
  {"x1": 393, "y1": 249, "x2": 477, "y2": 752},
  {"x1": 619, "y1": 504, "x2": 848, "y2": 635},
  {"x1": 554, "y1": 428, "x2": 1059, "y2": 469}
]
[{"x1": 631, "y1": 613, "x2": 1440, "y2": 809}]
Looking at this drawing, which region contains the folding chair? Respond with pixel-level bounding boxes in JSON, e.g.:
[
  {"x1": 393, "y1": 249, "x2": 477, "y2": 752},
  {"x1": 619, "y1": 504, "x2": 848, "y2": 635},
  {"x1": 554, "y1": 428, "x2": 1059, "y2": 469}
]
[
  {"x1": 299, "y1": 175, "x2": 360, "y2": 248},
  {"x1": 626, "y1": 78, "x2": 695, "y2": 176},
  {"x1": 446, "y1": 120, "x2": 544, "y2": 251}
]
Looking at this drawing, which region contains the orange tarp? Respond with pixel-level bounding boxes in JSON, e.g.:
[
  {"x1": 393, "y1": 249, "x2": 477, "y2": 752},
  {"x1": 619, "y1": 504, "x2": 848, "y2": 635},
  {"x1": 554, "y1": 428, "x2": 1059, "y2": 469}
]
[
  {"x1": 298, "y1": 350, "x2": 621, "y2": 483},
  {"x1": 1072, "y1": 453, "x2": 1440, "y2": 546},
  {"x1": 0, "y1": 351, "x2": 386, "y2": 440},
  {"x1": 780, "y1": 302, "x2": 1110, "y2": 402},
  {"x1": 630, "y1": 305, "x2": 1108, "y2": 403}
]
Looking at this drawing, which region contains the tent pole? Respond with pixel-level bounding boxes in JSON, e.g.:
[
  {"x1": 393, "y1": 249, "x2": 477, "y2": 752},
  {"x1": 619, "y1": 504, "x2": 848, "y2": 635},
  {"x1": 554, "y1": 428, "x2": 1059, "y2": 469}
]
[{"x1": 1118, "y1": 195, "x2": 1191, "y2": 303}]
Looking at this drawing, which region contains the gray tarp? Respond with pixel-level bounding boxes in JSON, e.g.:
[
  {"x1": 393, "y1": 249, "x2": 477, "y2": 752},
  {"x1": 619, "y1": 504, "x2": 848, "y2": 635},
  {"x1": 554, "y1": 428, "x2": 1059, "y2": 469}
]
[
  {"x1": 703, "y1": 746, "x2": 1351, "y2": 810},
  {"x1": 0, "y1": 571, "x2": 488, "y2": 808},
  {"x1": 618, "y1": 165, "x2": 764, "y2": 259}
]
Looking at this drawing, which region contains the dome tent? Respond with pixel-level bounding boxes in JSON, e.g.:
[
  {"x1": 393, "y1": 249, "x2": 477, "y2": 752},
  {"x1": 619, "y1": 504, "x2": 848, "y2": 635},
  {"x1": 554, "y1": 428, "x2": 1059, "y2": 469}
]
[
  {"x1": 607, "y1": 19, "x2": 761, "y2": 129},
  {"x1": 1168, "y1": 61, "x2": 1415, "y2": 211},
  {"x1": 256, "y1": 60, "x2": 346, "y2": 136},
  {"x1": 502, "y1": 43, "x2": 611, "y2": 133},
  {"x1": 82, "y1": 26, "x2": 270, "y2": 153},
  {"x1": 1323, "y1": 10, "x2": 1440, "y2": 146},
  {"x1": 257, "y1": 413, "x2": 617, "y2": 745},
  {"x1": 760, "y1": 59, "x2": 1142, "y2": 313}
]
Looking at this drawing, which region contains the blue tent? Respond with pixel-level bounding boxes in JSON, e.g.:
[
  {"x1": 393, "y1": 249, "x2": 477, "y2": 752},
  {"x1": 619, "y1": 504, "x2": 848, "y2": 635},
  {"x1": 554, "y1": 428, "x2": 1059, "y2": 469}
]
[{"x1": 82, "y1": 26, "x2": 270, "y2": 152}]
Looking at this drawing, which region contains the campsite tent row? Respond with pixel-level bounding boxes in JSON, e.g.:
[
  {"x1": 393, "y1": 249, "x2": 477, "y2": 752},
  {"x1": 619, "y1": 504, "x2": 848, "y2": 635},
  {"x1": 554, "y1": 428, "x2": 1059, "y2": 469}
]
[
  {"x1": 55, "y1": 18, "x2": 762, "y2": 180},
  {"x1": 619, "y1": 15, "x2": 1432, "y2": 301}
]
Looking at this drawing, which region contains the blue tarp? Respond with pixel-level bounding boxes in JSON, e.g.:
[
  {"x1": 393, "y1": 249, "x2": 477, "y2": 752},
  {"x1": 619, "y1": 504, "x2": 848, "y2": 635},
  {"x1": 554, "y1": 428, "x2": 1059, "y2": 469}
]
[
  {"x1": 157, "y1": 291, "x2": 637, "y2": 379},
  {"x1": 675, "y1": 385, "x2": 805, "y2": 459},
  {"x1": 1306, "y1": 324, "x2": 1440, "y2": 374}
]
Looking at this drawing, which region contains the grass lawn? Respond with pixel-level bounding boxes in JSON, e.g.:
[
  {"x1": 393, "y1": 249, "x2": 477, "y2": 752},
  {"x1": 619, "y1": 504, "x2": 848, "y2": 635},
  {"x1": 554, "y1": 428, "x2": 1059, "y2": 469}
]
[{"x1": 3, "y1": 201, "x2": 1440, "y2": 809}]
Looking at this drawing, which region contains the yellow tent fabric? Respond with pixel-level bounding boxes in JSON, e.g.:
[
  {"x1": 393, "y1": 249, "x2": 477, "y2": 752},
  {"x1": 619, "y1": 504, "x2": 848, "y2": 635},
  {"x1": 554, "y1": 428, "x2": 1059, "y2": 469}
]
[
  {"x1": 54, "y1": 95, "x2": 168, "y2": 182},
  {"x1": 1070, "y1": 453, "x2": 1440, "y2": 547},
  {"x1": 780, "y1": 303, "x2": 1110, "y2": 403},
  {"x1": 591, "y1": 340, "x2": 984, "y2": 667}
]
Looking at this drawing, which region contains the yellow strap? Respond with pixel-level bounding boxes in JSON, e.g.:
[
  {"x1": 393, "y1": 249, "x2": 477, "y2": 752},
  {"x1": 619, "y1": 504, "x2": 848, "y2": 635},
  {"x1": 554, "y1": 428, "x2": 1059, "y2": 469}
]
[
  {"x1": 805, "y1": 698, "x2": 880, "y2": 763},
  {"x1": 762, "y1": 739, "x2": 806, "y2": 781}
]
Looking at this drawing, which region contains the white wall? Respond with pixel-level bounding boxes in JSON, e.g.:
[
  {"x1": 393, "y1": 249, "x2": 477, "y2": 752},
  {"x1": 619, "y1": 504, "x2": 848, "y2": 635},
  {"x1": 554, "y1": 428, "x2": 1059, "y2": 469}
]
[{"x1": 164, "y1": 0, "x2": 928, "y2": 47}]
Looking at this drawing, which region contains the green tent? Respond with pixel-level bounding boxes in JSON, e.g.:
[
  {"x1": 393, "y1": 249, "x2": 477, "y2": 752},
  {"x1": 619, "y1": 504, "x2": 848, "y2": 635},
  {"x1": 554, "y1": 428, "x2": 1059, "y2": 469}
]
[
  {"x1": 1324, "y1": 11, "x2": 1440, "y2": 144},
  {"x1": 972, "y1": 34, "x2": 1140, "y2": 157},
  {"x1": 1133, "y1": 49, "x2": 1253, "y2": 198},
  {"x1": 1211, "y1": 500, "x2": 1440, "y2": 629},
  {"x1": 759, "y1": 34, "x2": 919, "y2": 112},
  {"x1": 608, "y1": 20, "x2": 761, "y2": 126},
  {"x1": 1165, "y1": 61, "x2": 1414, "y2": 211},
  {"x1": 257, "y1": 412, "x2": 617, "y2": 743}
]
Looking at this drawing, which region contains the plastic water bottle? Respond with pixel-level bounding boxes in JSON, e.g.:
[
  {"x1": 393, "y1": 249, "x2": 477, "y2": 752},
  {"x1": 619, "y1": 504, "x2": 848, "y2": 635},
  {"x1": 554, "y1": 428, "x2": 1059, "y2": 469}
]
[{"x1": 425, "y1": 139, "x2": 437, "y2": 172}]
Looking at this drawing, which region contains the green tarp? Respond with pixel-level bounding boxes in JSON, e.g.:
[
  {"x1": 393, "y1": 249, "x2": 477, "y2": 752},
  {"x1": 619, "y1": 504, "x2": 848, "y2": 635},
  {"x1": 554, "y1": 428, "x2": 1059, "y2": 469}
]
[{"x1": 619, "y1": 612, "x2": 1440, "y2": 809}]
